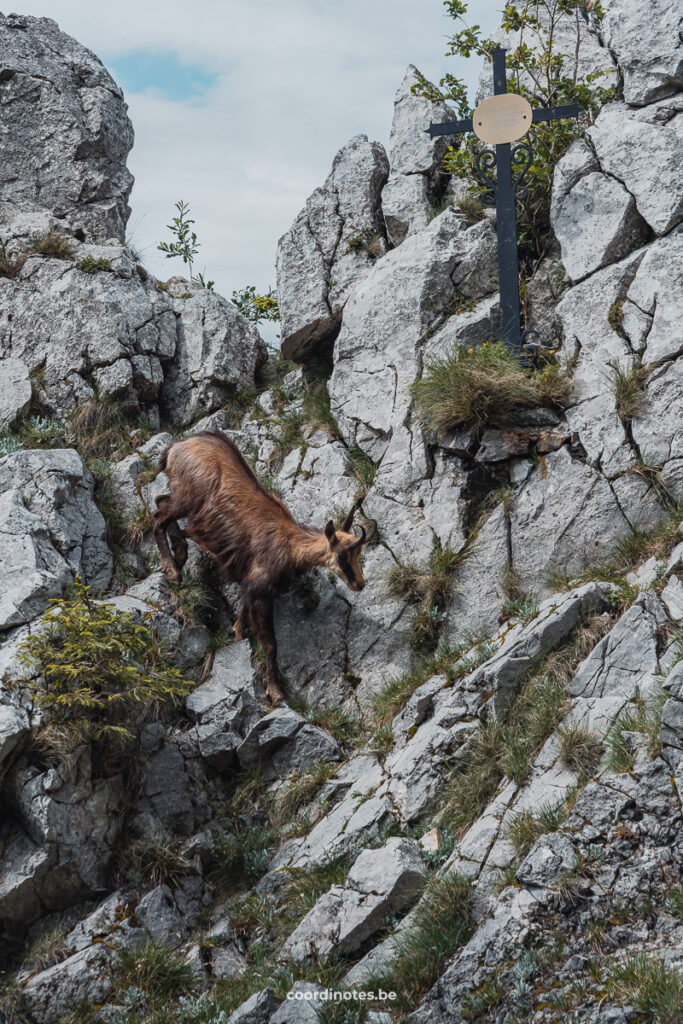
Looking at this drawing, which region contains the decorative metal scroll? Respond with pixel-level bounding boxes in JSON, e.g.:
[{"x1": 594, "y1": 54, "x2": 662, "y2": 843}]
[
  {"x1": 474, "y1": 148, "x2": 497, "y2": 206},
  {"x1": 511, "y1": 142, "x2": 533, "y2": 201}
]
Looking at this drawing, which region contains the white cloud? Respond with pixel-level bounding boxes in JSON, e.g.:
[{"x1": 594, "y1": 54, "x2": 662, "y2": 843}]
[{"x1": 17, "y1": 0, "x2": 503, "y2": 315}]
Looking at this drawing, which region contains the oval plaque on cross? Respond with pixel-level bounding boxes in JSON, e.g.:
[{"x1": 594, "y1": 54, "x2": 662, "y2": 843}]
[{"x1": 472, "y1": 93, "x2": 533, "y2": 144}]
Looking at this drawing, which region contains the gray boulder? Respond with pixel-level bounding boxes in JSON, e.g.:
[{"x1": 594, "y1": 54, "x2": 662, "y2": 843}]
[
  {"x1": 0, "y1": 358, "x2": 31, "y2": 429},
  {"x1": 601, "y1": 0, "x2": 683, "y2": 106},
  {"x1": 226, "y1": 989, "x2": 280, "y2": 1024},
  {"x1": 0, "y1": 13, "x2": 133, "y2": 242},
  {"x1": 0, "y1": 449, "x2": 112, "y2": 629},
  {"x1": 17, "y1": 942, "x2": 115, "y2": 1022},
  {"x1": 552, "y1": 171, "x2": 649, "y2": 282},
  {"x1": 237, "y1": 706, "x2": 341, "y2": 780},
  {"x1": 11, "y1": 746, "x2": 123, "y2": 903},
  {"x1": 0, "y1": 246, "x2": 176, "y2": 414},
  {"x1": 278, "y1": 134, "x2": 389, "y2": 362},
  {"x1": 279, "y1": 838, "x2": 427, "y2": 961},
  {"x1": 382, "y1": 65, "x2": 456, "y2": 245},
  {"x1": 161, "y1": 288, "x2": 267, "y2": 426},
  {"x1": 589, "y1": 101, "x2": 683, "y2": 236}
]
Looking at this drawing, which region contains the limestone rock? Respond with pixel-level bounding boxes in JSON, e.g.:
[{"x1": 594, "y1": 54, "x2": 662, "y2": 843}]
[
  {"x1": 625, "y1": 233, "x2": 683, "y2": 363},
  {"x1": 161, "y1": 289, "x2": 267, "y2": 426},
  {"x1": 279, "y1": 838, "x2": 427, "y2": 961},
  {"x1": 12, "y1": 746, "x2": 123, "y2": 903},
  {"x1": 631, "y1": 358, "x2": 683, "y2": 499},
  {"x1": 0, "y1": 13, "x2": 133, "y2": 242},
  {"x1": 552, "y1": 171, "x2": 649, "y2": 282},
  {"x1": 0, "y1": 246, "x2": 176, "y2": 414},
  {"x1": 589, "y1": 101, "x2": 683, "y2": 236},
  {"x1": 0, "y1": 358, "x2": 31, "y2": 429},
  {"x1": 226, "y1": 989, "x2": 281, "y2": 1024},
  {"x1": 329, "y1": 210, "x2": 496, "y2": 462},
  {"x1": 278, "y1": 135, "x2": 389, "y2": 362},
  {"x1": 601, "y1": 0, "x2": 683, "y2": 106},
  {"x1": 511, "y1": 448, "x2": 632, "y2": 593},
  {"x1": 237, "y1": 706, "x2": 341, "y2": 781},
  {"x1": 18, "y1": 942, "x2": 115, "y2": 1022},
  {"x1": 381, "y1": 65, "x2": 456, "y2": 245},
  {"x1": 0, "y1": 450, "x2": 112, "y2": 629}
]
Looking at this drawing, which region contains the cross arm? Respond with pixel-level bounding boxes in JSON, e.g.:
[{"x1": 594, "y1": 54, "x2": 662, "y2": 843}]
[
  {"x1": 532, "y1": 102, "x2": 580, "y2": 124},
  {"x1": 425, "y1": 117, "x2": 473, "y2": 138}
]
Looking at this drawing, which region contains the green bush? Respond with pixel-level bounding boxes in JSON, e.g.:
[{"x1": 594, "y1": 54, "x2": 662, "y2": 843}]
[
  {"x1": 412, "y1": 341, "x2": 571, "y2": 435},
  {"x1": 607, "y1": 952, "x2": 683, "y2": 1024},
  {"x1": 231, "y1": 284, "x2": 279, "y2": 322},
  {"x1": 77, "y1": 255, "x2": 112, "y2": 273},
  {"x1": 17, "y1": 579, "x2": 192, "y2": 751},
  {"x1": 387, "y1": 543, "x2": 469, "y2": 652}
]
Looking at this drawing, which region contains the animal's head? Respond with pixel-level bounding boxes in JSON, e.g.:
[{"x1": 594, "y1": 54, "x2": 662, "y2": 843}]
[{"x1": 323, "y1": 506, "x2": 376, "y2": 592}]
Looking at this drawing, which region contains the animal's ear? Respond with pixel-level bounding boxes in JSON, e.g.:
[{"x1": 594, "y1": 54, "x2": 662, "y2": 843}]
[{"x1": 324, "y1": 520, "x2": 339, "y2": 548}]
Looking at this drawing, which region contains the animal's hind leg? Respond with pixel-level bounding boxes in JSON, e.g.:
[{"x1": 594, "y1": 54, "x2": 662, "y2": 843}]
[
  {"x1": 166, "y1": 520, "x2": 188, "y2": 570},
  {"x1": 153, "y1": 494, "x2": 185, "y2": 584}
]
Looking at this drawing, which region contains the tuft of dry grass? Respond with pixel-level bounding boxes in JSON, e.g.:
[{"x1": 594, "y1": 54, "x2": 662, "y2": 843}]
[
  {"x1": 608, "y1": 359, "x2": 648, "y2": 422},
  {"x1": 557, "y1": 723, "x2": 603, "y2": 777},
  {"x1": 30, "y1": 230, "x2": 76, "y2": 261},
  {"x1": 412, "y1": 340, "x2": 572, "y2": 435},
  {"x1": 0, "y1": 238, "x2": 26, "y2": 279}
]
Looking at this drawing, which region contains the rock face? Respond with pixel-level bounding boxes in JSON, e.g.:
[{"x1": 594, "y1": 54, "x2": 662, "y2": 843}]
[
  {"x1": 277, "y1": 134, "x2": 389, "y2": 362},
  {"x1": 0, "y1": 448, "x2": 112, "y2": 629},
  {"x1": 381, "y1": 65, "x2": 456, "y2": 246},
  {"x1": 0, "y1": 13, "x2": 134, "y2": 242},
  {"x1": 3, "y1": 7, "x2": 683, "y2": 1024},
  {"x1": 161, "y1": 289, "x2": 267, "y2": 426}
]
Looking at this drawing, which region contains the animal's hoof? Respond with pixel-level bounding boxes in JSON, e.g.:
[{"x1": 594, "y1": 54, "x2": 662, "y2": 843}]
[
  {"x1": 164, "y1": 566, "x2": 183, "y2": 586},
  {"x1": 267, "y1": 690, "x2": 286, "y2": 706}
]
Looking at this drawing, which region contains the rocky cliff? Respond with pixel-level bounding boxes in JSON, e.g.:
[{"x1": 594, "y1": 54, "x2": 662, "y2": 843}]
[{"x1": 0, "y1": 5, "x2": 683, "y2": 1024}]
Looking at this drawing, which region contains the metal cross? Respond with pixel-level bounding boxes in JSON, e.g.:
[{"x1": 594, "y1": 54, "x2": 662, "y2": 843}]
[{"x1": 428, "y1": 46, "x2": 580, "y2": 356}]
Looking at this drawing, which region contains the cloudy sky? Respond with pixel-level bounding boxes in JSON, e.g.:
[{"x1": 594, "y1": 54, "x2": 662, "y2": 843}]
[{"x1": 20, "y1": 0, "x2": 503, "y2": 327}]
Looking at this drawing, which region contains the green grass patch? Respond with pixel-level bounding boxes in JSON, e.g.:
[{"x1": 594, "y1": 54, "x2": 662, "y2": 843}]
[
  {"x1": 607, "y1": 952, "x2": 683, "y2": 1024},
  {"x1": 557, "y1": 723, "x2": 603, "y2": 777},
  {"x1": 605, "y1": 687, "x2": 668, "y2": 772},
  {"x1": 412, "y1": 340, "x2": 572, "y2": 435},
  {"x1": 608, "y1": 358, "x2": 648, "y2": 422},
  {"x1": 386, "y1": 543, "x2": 469, "y2": 653},
  {"x1": 365, "y1": 871, "x2": 474, "y2": 1013}
]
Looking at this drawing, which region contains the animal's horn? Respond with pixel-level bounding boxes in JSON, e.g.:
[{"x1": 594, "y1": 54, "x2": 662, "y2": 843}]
[
  {"x1": 349, "y1": 525, "x2": 367, "y2": 550},
  {"x1": 364, "y1": 517, "x2": 378, "y2": 543},
  {"x1": 341, "y1": 504, "x2": 357, "y2": 532}
]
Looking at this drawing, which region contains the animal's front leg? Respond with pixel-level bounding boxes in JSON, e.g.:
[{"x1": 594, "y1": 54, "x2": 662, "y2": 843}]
[
  {"x1": 153, "y1": 498, "x2": 183, "y2": 584},
  {"x1": 247, "y1": 590, "x2": 285, "y2": 705},
  {"x1": 232, "y1": 607, "x2": 246, "y2": 641}
]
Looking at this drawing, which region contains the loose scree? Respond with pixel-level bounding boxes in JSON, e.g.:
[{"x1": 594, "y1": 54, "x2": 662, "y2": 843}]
[{"x1": 154, "y1": 430, "x2": 374, "y2": 704}]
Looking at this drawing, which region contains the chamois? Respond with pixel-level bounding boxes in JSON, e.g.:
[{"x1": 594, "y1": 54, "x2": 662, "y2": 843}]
[{"x1": 153, "y1": 430, "x2": 373, "y2": 704}]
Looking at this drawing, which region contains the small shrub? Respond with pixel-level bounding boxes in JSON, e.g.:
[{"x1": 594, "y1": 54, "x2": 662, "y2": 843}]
[
  {"x1": 21, "y1": 919, "x2": 68, "y2": 972},
  {"x1": 77, "y1": 255, "x2": 112, "y2": 273},
  {"x1": 607, "y1": 300, "x2": 625, "y2": 334},
  {"x1": 427, "y1": 195, "x2": 453, "y2": 222},
  {"x1": 557, "y1": 723, "x2": 603, "y2": 777},
  {"x1": 347, "y1": 446, "x2": 377, "y2": 500},
  {"x1": 608, "y1": 359, "x2": 648, "y2": 422},
  {"x1": 0, "y1": 430, "x2": 23, "y2": 457},
  {"x1": 168, "y1": 568, "x2": 217, "y2": 628},
  {"x1": 68, "y1": 395, "x2": 136, "y2": 461},
  {"x1": 607, "y1": 952, "x2": 683, "y2": 1024},
  {"x1": 301, "y1": 380, "x2": 338, "y2": 435},
  {"x1": 17, "y1": 579, "x2": 192, "y2": 752},
  {"x1": 16, "y1": 414, "x2": 74, "y2": 449},
  {"x1": 344, "y1": 232, "x2": 383, "y2": 259},
  {"x1": 412, "y1": 340, "x2": 572, "y2": 435},
  {"x1": 117, "y1": 836, "x2": 191, "y2": 889},
  {"x1": 30, "y1": 231, "x2": 75, "y2": 261},
  {"x1": 231, "y1": 284, "x2": 279, "y2": 322},
  {"x1": 127, "y1": 502, "x2": 154, "y2": 547},
  {"x1": 506, "y1": 800, "x2": 568, "y2": 859},
  {"x1": 269, "y1": 759, "x2": 339, "y2": 827},
  {"x1": 213, "y1": 825, "x2": 277, "y2": 892}
]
